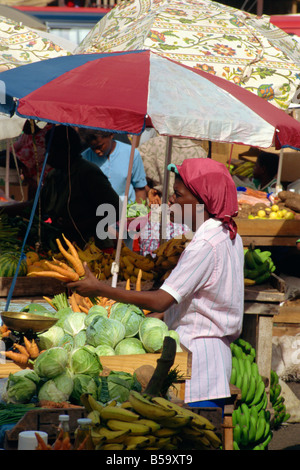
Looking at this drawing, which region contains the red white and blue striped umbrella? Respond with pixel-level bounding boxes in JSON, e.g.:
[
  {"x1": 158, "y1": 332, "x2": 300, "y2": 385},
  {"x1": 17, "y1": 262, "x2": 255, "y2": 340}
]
[{"x1": 2, "y1": 49, "x2": 300, "y2": 149}]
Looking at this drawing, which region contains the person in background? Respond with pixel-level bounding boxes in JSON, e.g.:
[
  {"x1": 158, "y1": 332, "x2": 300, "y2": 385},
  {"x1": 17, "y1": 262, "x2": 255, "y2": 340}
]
[
  {"x1": 80, "y1": 129, "x2": 147, "y2": 204},
  {"x1": 66, "y1": 158, "x2": 244, "y2": 410},
  {"x1": 251, "y1": 151, "x2": 279, "y2": 193},
  {"x1": 40, "y1": 125, "x2": 121, "y2": 249}
]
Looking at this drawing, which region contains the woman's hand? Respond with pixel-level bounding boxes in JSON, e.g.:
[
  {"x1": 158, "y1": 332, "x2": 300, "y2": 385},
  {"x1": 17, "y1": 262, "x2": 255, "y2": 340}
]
[{"x1": 66, "y1": 262, "x2": 104, "y2": 297}]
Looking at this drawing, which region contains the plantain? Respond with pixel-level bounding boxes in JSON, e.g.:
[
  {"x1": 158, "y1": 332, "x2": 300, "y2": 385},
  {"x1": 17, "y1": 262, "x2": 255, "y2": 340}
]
[
  {"x1": 100, "y1": 406, "x2": 140, "y2": 422},
  {"x1": 128, "y1": 391, "x2": 177, "y2": 421},
  {"x1": 106, "y1": 419, "x2": 150, "y2": 435}
]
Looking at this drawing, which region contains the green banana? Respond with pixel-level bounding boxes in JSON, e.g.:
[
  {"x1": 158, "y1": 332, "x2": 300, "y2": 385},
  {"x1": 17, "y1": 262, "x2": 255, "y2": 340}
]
[
  {"x1": 241, "y1": 403, "x2": 250, "y2": 428},
  {"x1": 255, "y1": 271, "x2": 271, "y2": 285},
  {"x1": 238, "y1": 357, "x2": 245, "y2": 376},
  {"x1": 230, "y1": 366, "x2": 237, "y2": 385},
  {"x1": 250, "y1": 379, "x2": 266, "y2": 406},
  {"x1": 245, "y1": 249, "x2": 258, "y2": 270},
  {"x1": 240, "y1": 425, "x2": 249, "y2": 447},
  {"x1": 233, "y1": 423, "x2": 241, "y2": 445},
  {"x1": 255, "y1": 415, "x2": 266, "y2": 441},
  {"x1": 232, "y1": 356, "x2": 240, "y2": 375},
  {"x1": 259, "y1": 431, "x2": 273, "y2": 449},
  {"x1": 251, "y1": 361, "x2": 259, "y2": 379},
  {"x1": 235, "y1": 372, "x2": 243, "y2": 389},
  {"x1": 241, "y1": 373, "x2": 250, "y2": 402},
  {"x1": 245, "y1": 374, "x2": 256, "y2": 404},
  {"x1": 248, "y1": 415, "x2": 257, "y2": 443}
]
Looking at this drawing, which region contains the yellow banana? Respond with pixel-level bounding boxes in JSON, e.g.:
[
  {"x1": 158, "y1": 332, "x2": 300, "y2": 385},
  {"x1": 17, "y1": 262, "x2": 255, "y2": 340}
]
[
  {"x1": 100, "y1": 406, "x2": 139, "y2": 422},
  {"x1": 87, "y1": 410, "x2": 101, "y2": 426},
  {"x1": 98, "y1": 443, "x2": 125, "y2": 450},
  {"x1": 137, "y1": 419, "x2": 161, "y2": 432},
  {"x1": 158, "y1": 414, "x2": 192, "y2": 429},
  {"x1": 244, "y1": 278, "x2": 256, "y2": 286},
  {"x1": 155, "y1": 437, "x2": 172, "y2": 449},
  {"x1": 128, "y1": 391, "x2": 176, "y2": 421},
  {"x1": 153, "y1": 427, "x2": 181, "y2": 437},
  {"x1": 106, "y1": 419, "x2": 150, "y2": 435},
  {"x1": 201, "y1": 429, "x2": 222, "y2": 449},
  {"x1": 151, "y1": 396, "x2": 215, "y2": 430},
  {"x1": 90, "y1": 429, "x2": 107, "y2": 447},
  {"x1": 97, "y1": 427, "x2": 129, "y2": 443},
  {"x1": 87, "y1": 394, "x2": 104, "y2": 413},
  {"x1": 123, "y1": 435, "x2": 151, "y2": 449}
]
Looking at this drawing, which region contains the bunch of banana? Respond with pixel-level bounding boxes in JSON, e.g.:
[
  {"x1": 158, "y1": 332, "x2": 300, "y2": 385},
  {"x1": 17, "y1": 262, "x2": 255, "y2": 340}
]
[
  {"x1": 244, "y1": 246, "x2": 276, "y2": 286},
  {"x1": 269, "y1": 370, "x2": 290, "y2": 429},
  {"x1": 153, "y1": 236, "x2": 189, "y2": 281},
  {"x1": 232, "y1": 403, "x2": 272, "y2": 450},
  {"x1": 81, "y1": 391, "x2": 221, "y2": 451},
  {"x1": 231, "y1": 161, "x2": 255, "y2": 178},
  {"x1": 74, "y1": 239, "x2": 155, "y2": 284}
]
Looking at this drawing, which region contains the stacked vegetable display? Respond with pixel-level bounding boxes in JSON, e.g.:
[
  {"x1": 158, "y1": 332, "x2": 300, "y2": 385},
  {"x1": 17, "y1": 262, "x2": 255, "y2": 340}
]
[
  {"x1": 244, "y1": 245, "x2": 276, "y2": 286},
  {"x1": 230, "y1": 338, "x2": 289, "y2": 450}
]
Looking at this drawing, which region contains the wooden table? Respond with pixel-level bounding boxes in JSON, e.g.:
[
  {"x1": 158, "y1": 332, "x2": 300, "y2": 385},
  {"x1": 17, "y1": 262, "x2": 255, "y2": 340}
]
[
  {"x1": 236, "y1": 218, "x2": 300, "y2": 246},
  {"x1": 241, "y1": 274, "x2": 286, "y2": 397}
]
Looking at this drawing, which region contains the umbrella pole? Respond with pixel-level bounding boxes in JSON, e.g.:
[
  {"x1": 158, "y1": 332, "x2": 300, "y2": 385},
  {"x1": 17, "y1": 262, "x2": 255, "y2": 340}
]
[
  {"x1": 111, "y1": 134, "x2": 139, "y2": 288},
  {"x1": 5, "y1": 139, "x2": 10, "y2": 199},
  {"x1": 275, "y1": 148, "x2": 284, "y2": 194},
  {"x1": 160, "y1": 136, "x2": 173, "y2": 245}
]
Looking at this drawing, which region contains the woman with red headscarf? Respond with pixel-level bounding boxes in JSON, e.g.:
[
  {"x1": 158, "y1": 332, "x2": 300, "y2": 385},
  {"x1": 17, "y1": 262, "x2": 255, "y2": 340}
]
[{"x1": 67, "y1": 158, "x2": 244, "y2": 409}]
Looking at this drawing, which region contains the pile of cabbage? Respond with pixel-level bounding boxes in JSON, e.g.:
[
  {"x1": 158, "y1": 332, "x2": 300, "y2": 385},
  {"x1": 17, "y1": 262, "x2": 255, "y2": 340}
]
[
  {"x1": 36, "y1": 302, "x2": 182, "y2": 357},
  {"x1": 3, "y1": 302, "x2": 182, "y2": 406}
]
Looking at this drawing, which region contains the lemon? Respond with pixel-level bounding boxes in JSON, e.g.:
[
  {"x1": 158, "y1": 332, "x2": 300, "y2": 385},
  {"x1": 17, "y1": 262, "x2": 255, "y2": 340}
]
[
  {"x1": 284, "y1": 211, "x2": 295, "y2": 220},
  {"x1": 269, "y1": 212, "x2": 278, "y2": 219},
  {"x1": 257, "y1": 210, "x2": 266, "y2": 218},
  {"x1": 271, "y1": 204, "x2": 279, "y2": 212}
]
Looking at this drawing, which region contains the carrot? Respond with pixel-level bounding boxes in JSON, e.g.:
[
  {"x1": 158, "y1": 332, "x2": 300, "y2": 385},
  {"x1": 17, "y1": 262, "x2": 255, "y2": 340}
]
[
  {"x1": 76, "y1": 435, "x2": 89, "y2": 450},
  {"x1": 27, "y1": 271, "x2": 72, "y2": 282},
  {"x1": 125, "y1": 278, "x2": 131, "y2": 290},
  {"x1": 61, "y1": 436, "x2": 72, "y2": 450},
  {"x1": 43, "y1": 296, "x2": 57, "y2": 311},
  {"x1": 78, "y1": 305, "x2": 89, "y2": 314},
  {"x1": 35, "y1": 432, "x2": 51, "y2": 450},
  {"x1": 13, "y1": 343, "x2": 29, "y2": 358},
  {"x1": 0, "y1": 350, "x2": 29, "y2": 364},
  {"x1": 0, "y1": 324, "x2": 8, "y2": 334},
  {"x1": 69, "y1": 293, "x2": 81, "y2": 312},
  {"x1": 1, "y1": 329, "x2": 11, "y2": 338},
  {"x1": 23, "y1": 336, "x2": 40, "y2": 359},
  {"x1": 44, "y1": 261, "x2": 79, "y2": 282},
  {"x1": 52, "y1": 429, "x2": 63, "y2": 450},
  {"x1": 136, "y1": 269, "x2": 142, "y2": 292},
  {"x1": 84, "y1": 297, "x2": 94, "y2": 309},
  {"x1": 56, "y1": 236, "x2": 85, "y2": 277}
]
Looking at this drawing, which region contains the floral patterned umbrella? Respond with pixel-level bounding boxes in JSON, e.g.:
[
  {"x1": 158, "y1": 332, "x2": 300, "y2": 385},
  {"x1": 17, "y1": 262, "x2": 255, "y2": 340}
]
[
  {"x1": 75, "y1": 0, "x2": 300, "y2": 110},
  {"x1": 0, "y1": 15, "x2": 72, "y2": 73}
]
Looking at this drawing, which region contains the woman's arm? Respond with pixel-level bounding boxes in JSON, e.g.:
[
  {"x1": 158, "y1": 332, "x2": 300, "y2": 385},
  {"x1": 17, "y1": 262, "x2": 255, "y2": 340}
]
[{"x1": 66, "y1": 263, "x2": 175, "y2": 313}]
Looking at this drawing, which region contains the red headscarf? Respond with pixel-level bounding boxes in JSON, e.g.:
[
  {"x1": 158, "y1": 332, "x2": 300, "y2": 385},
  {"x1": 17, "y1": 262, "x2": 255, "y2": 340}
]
[{"x1": 168, "y1": 158, "x2": 238, "y2": 240}]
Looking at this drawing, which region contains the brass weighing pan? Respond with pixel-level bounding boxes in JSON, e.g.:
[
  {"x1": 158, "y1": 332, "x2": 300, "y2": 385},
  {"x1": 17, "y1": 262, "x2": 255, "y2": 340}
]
[{"x1": 1, "y1": 311, "x2": 57, "y2": 334}]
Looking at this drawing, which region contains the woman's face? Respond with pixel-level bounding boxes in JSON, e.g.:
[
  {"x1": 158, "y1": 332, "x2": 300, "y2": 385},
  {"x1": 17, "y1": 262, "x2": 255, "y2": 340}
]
[{"x1": 168, "y1": 176, "x2": 207, "y2": 231}]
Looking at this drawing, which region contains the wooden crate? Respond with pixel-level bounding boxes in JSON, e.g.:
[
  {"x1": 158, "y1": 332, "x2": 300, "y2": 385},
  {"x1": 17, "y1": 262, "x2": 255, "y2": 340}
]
[
  {"x1": 236, "y1": 218, "x2": 300, "y2": 246},
  {"x1": 0, "y1": 344, "x2": 192, "y2": 380},
  {"x1": 0, "y1": 276, "x2": 65, "y2": 298}
]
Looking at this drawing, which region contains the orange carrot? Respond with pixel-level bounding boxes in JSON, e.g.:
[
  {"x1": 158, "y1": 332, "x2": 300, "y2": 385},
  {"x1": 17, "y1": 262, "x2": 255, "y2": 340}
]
[
  {"x1": 44, "y1": 261, "x2": 79, "y2": 281},
  {"x1": 76, "y1": 435, "x2": 89, "y2": 450},
  {"x1": 35, "y1": 432, "x2": 51, "y2": 450},
  {"x1": 43, "y1": 296, "x2": 57, "y2": 311},
  {"x1": 69, "y1": 293, "x2": 81, "y2": 312},
  {"x1": 125, "y1": 278, "x2": 131, "y2": 290},
  {"x1": 27, "y1": 271, "x2": 72, "y2": 282},
  {"x1": 78, "y1": 305, "x2": 89, "y2": 314},
  {"x1": 52, "y1": 429, "x2": 63, "y2": 450},
  {"x1": 56, "y1": 236, "x2": 85, "y2": 277},
  {"x1": 0, "y1": 350, "x2": 29, "y2": 364},
  {"x1": 61, "y1": 436, "x2": 72, "y2": 450},
  {"x1": 1, "y1": 329, "x2": 11, "y2": 338},
  {"x1": 136, "y1": 269, "x2": 142, "y2": 292},
  {"x1": 23, "y1": 336, "x2": 40, "y2": 359},
  {"x1": 13, "y1": 343, "x2": 29, "y2": 358},
  {"x1": 0, "y1": 324, "x2": 8, "y2": 334}
]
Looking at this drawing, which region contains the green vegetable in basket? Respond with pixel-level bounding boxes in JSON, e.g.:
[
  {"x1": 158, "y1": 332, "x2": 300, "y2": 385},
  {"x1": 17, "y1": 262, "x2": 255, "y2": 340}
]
[
  {"x1": 4, "y1": 369, "x2": 40, "y2": 404},
  {"x1": 38, "y1": 371, "x2": 74, "y2": 403},
  {"x1": 33, "y1": 347, "x2": 68, "y2": 379}
]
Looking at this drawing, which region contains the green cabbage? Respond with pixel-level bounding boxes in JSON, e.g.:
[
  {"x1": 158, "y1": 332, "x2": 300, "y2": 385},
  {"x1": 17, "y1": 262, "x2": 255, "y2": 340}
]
[
  {"x1": 94, "y1": 345, "x2": 116, "y2": 357},
  {"x1": 4, "y1": 369, "x2": 40, "y2": 404},
  {"x1": 85, "y1": 305, "x2": 108, "y2": 323},
  {"x1": 58, "y1": 333, "x2": 74, "y2": 352},
  {"x1": 114, "y1": 338, "x2": 146, "y2": 355},
  {"x1": 69, "y1": 346, "x2": 102, "y2": 377},
  {"x1": 54, "y1": 307, "x2": 73, "y2": 328},
  {"x1": 140, "y1": 325, "x2": 166, "y2": 353},
  {"x1": 166, "y1": 330, "x2": 182, "y2": 352},
  {"x1": 70, "y1": 374, "x2": 99, "y2": 405},
  {"x1": 33, "y1": 347, "x2": 69, "y2": 379},
  {"x1": 107, "y1": 371, "x2": 142, "y2": 403},
  {"x1": 109, "y1": 303, "x2": 144, "y2": 337},
  {"x1": 73, "y1": 329, "x2": 87, "y2": 349},
  {"x1": 86, "y1": 316, "x2": 125, "y2": 348},
  {"x1": 63, "y1": 312, "x2": 86, "y2": 337},
  {"x1": 37, "y1": 325, "x2": 65, "y2": 350},
  {"x1": 37, "y1": 371, "x2": 74, "y2": 402}
]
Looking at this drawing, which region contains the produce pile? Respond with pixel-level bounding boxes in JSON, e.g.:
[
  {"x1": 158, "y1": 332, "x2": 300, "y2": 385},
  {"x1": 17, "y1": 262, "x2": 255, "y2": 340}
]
[
  {"x1": 244, "y1": 245, "x2": 276, "y2": 286},
  {"x1": 152, "y1": 235, "x2": 189, "y2": 282},
  {"x1": 230, "y1": 338, "x2": 289, "y2": 450},
  {"x1": 230, "y1": 161, "x2": 255, "y2": 179},
  {"x1": 77, "y1": 390, "x2": 222, "y2": 451}
]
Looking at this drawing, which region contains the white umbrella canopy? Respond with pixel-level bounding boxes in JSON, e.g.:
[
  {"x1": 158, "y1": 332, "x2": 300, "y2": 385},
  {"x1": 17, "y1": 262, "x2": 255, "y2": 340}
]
[{"x1": 75, "y1": 0, "x2": 300, "y2": 110}]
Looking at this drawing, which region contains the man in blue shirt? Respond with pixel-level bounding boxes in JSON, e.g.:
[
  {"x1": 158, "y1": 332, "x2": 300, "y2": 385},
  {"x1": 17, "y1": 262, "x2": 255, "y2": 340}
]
[{"x1": 81, "y1": 130, "x2": 148, "y2": 204}]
